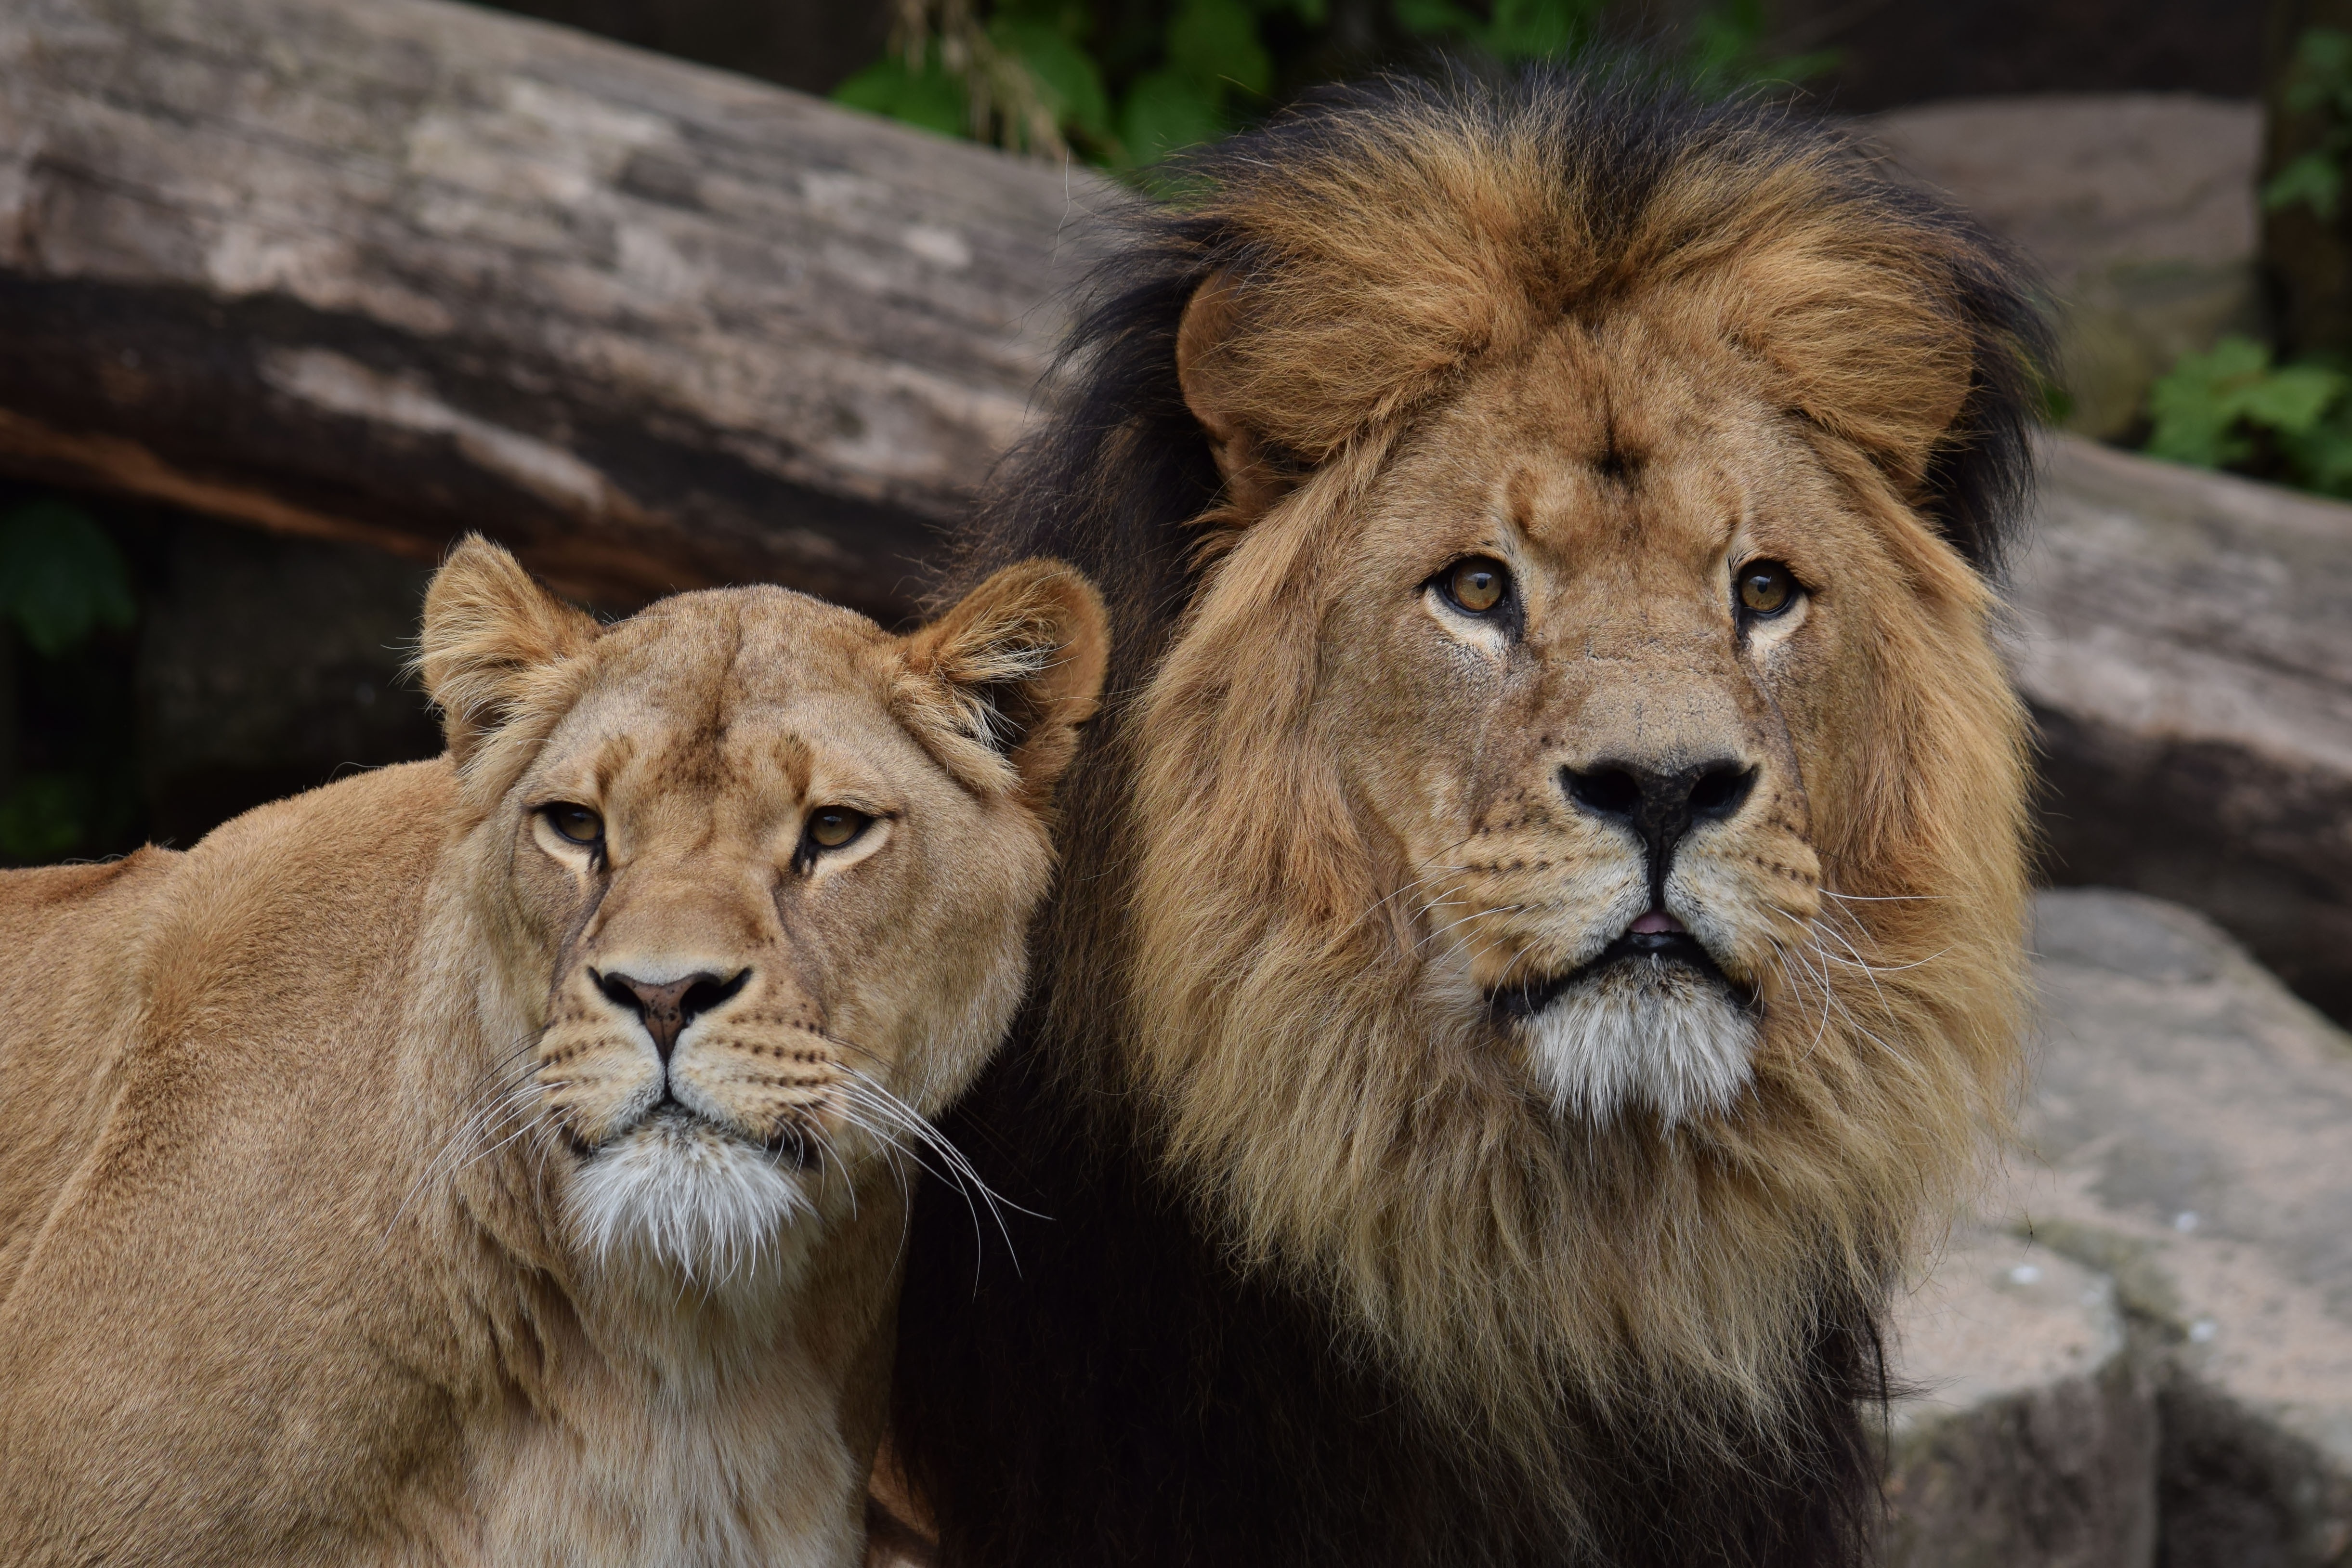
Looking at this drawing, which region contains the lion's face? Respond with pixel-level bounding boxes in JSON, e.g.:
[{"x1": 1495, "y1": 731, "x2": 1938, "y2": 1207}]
[
  {"x1": 1110, "y1": 101, "x2": 2036, "y2": 1448},
  {"x1": 1320, "y1": 324, "x2": 1880, "y2": 1125},
  {"x1": 421, "y1": 545, "x2": 1104, "y2": 1284}
]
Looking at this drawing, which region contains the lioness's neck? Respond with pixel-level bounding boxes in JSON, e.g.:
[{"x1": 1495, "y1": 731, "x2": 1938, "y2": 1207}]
[{"x1": 408, "y1": 888, "x2": 902, "y2": 1568}]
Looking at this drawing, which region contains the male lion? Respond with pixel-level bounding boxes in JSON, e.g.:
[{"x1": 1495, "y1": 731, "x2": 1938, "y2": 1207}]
[
  {"x1": 887, "y1": 75, "x2": 2046, "y2": 1566},
  {"x1": 0, "y1": 538, "x2": 1106, "y2": 1567}
]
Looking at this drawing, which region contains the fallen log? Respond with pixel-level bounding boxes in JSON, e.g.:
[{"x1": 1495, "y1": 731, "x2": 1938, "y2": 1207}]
[{"x1": 0, "y1": 0, "x2": 1098, "y2": 613}]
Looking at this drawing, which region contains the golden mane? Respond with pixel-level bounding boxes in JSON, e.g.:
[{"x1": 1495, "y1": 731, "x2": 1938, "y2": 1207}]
[{"x1": 893, "y1": 71, "x2": 2047, "y2": 1568}]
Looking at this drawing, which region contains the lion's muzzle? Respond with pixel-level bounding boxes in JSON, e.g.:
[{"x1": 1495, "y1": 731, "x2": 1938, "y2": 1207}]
[{"x1": 1559, "y1": 754, "x2": 1758, "y2": 904}]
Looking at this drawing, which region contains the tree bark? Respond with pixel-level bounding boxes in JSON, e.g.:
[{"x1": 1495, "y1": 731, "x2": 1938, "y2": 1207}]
[{"x1": 0, "y1": 0, "x2": 1101, "y2": 613}]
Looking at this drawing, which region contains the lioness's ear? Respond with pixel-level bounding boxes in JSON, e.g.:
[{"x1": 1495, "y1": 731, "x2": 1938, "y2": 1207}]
[
  {"x1": 1176, "y1": 270, "x2": 1299, "y2": 522},
  {"x1": 418, "y1": 535, "x2": 601, "y2": 765},
  {"x1": 898, "y1": 560, "x2": 1109, "y2": 805}
]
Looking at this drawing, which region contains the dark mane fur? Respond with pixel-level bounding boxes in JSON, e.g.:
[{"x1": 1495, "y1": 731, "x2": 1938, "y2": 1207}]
[{"x1": 892, "y1": 69, "x2": 2043, "y2": 1568}]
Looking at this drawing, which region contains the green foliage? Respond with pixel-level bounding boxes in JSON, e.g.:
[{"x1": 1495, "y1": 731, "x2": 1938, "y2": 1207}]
[
  {"x1": 0, "y1": 494, "x2": 142, "y2": 863},
  {"x1": 0, "y1": 774, "x2": 88, "y2": 862},
  {"x1": 2264, "y1": 27, "x2": 2352, "y2": 221},
  {"x1": 1682, "y1": 0, "x2": 1841, "y2": 94},
  {"x1": 2144, "y1": 335, "x2": 2352, "y2": 498},
  {"x1": 0, "y1": 498, "x2": 135, "y2": 658},
  {"x1": 1394, "y1": 0, "x2": 1603, "y2": 61},
  {"x1": 834, "y1": 47, "x2": 970, "y2": 139},
  {"x1": 836, "y1": 0, "x2": 1833, "y2": 170}
]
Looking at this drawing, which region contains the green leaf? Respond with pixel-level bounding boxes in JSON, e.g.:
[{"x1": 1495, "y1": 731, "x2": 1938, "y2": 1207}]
[
  {"x1": 1393, "y1": 0, "x2": 1480, "y2": 35},
  {"x1": 2262, "y1": 152, "x2": 2342, "y2": 219},
  {"x1": 994, "y1": 19, "x2": 1114, "y2": 140},
  {"x1": 0, "y1": 499, "x2": 135, "y2": 658},
  {"x1": 2144, "y1": 337, "x2": 2266, "y2": 469},
  {"x1": 1166, "y1": 0, "x2": 1273, "y2": 97},
  {"x1": 0, "y1": 775, "x2": 85, "y2": 862},
  {"x1": 832, "y1": 52, "x2": 968, "y2": 141},
  {"x1": 2280, "y1": 418, "x2": 2352, "y2": 497},
  {"x1": 2234, "y1": 363, "x2": 2345, "y2": 434},
  {"x1": 2298, "y1": 27, "x2": 2352, "y2": 83},
  {"x1": 1483, "y1": 0, "x2": 1599, "y2": 59},
  {"x1": 1119, "y1": 69, "x2": 1229, "y2": 166}
]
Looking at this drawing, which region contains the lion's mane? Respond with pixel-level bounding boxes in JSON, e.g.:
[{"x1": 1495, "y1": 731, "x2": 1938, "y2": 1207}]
[{"x1": 892, "y1": 71, "x2": 2045, "y2": 1568}]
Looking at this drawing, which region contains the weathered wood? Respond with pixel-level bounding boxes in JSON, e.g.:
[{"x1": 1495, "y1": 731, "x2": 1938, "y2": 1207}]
[
  {"x1": 2017, "y1": 435, "x2": 2352, "y2": 1023},
  {"x1": 0, "y1": 0, "x2": 1102, "y2": 612}
]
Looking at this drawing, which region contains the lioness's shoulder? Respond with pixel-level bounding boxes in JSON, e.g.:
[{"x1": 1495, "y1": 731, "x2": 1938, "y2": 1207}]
[{"x1": 0, "y1": 848, "x2": 179, "y2": 941}]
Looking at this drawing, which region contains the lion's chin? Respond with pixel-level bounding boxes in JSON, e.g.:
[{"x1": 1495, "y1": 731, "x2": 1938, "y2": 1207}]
[
  {"x1": 564, "y1": 1111, "x2": 817, "y2": 1289},
  {"x1": 1509, "y1": 954, "x2": 1760, "y2": 1126}
]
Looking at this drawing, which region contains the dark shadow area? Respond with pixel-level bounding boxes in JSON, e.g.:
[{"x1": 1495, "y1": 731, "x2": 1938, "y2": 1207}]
[{"x1": 0, "y1": 480, "x2": 446, "y2": 864}]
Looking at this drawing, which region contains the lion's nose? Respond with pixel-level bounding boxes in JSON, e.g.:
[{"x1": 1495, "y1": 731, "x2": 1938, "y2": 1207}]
[
  {"x1": 1561, "y1": 758, "x2": 1757, "y2": 874},
  {"x1": 595, "y1": 968, "x2": 750, "y2": 1062}
]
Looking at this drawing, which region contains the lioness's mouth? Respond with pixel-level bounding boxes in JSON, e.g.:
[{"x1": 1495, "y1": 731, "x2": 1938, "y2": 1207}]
[{"x1": 1489, "y1": 923, "x2": 1754, "y2": 1019}]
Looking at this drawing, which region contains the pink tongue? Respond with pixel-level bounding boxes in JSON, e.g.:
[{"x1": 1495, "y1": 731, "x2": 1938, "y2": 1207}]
[{"x1": 1630, "y1": 910, "x2": 1685, "y2": 935}]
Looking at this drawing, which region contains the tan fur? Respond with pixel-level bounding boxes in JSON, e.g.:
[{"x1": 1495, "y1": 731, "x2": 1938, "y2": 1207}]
[
  {"x1": 1120, "y1": 93, "x2": 2032, "y2": 1478},
  {"x1": 0, "y1": 539, "x2": 1105, "y2": 1567}
]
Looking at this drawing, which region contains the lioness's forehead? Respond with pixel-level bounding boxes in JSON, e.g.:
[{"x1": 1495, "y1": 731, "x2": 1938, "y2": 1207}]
[
  {"x1": 592, "y1": 586, "x2": 891, "y2": 705},
  {"x1": 524, "y1": 586, "x2": 925, "y2": 797}
]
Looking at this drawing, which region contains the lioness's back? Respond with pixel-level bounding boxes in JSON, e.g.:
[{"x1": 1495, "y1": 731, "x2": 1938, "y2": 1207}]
[
  {"x1": 0, "y1": 849, "x2": 182, "y2": 1299},
  {"x1": 0, "y1": 760, "x2": 460, "y2": 1500}
]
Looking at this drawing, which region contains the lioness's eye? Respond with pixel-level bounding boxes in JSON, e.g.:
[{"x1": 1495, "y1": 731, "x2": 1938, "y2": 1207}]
[
  {"x1": 1735, "y1": 561, "x2": 1799, "y2": 618},
  {"x1": 805, "y1": 808, "x2": 870, "y2": 852},
  {"x1": 1441, "y1": 557, "x2": 1511, "y2": 614},
  {"x1": 544, "y1": 804, "x2": 603, "y2": 844}
]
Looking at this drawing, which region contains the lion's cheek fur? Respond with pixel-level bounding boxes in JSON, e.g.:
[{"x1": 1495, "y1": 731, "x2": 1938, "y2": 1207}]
[{"x1": 1119, "y1": 399, "x2": 2029, "y2": 1477}]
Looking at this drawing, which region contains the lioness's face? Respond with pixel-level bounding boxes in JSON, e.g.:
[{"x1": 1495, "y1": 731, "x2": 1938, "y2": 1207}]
[
  {"x1": 1322, "y1": 320, "x2": 1917, "y2": 1124},
  {"x1": 425, "y1": 551, "x2": 1104, "y2": 1281}
]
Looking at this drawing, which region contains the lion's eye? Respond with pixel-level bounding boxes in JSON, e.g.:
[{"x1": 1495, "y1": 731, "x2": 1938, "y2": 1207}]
[
  {"x1": 544, "y1": 804, "x2": 603, "y2": 844},
  {"x1": 1441, "y1": 557, "x2": 1511, "y2": 615},
  {"x1": 1735, "y1": 560, "x2": 1799, "y2": 618},
  {"x1": 805, "y1": 808, "x2": 869, "y2": 852}
]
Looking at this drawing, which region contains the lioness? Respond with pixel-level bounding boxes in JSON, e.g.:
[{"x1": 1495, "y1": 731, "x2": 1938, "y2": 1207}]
[
  {"x1": 889, "y1": 75, "x2": 2046, "y2": 1567},
  {"x1": 0, "y1": 538, "x2": 1106, "y2": 1567}
]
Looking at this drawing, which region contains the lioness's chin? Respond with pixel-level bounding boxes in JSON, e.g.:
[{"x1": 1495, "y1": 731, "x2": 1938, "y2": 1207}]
[
  {"x1": 566, "y1": 1113, "x2": 818, "y2": 1286},
  {"x1": 1513, "y1": 959, "x2": 1760, "y2": 1126}
]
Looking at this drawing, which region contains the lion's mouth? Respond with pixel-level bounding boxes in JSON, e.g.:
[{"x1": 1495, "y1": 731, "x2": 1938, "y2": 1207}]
[
  {"x1": 1488, "y1": 918, "x2": 1754, "y2": 1019},
  {"x1": 566, "y1": 1099, "x2": 822, "y2": 1172}
]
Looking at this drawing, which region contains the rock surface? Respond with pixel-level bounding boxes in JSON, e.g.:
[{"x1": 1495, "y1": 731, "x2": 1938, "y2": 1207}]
[
  {"x1": 2016, "y1": 436, "x2": 2352, "y2": 1024},
  {"x1": 1888, "y1": 889, "x2": 2352, "y2": 1568},
  {"x1": 1868, "y1": 95, "x2": 2262, "y2": 439},
  {"x1": 1887, "y1": 1229, "x2": 2153, "y2": 1568}
]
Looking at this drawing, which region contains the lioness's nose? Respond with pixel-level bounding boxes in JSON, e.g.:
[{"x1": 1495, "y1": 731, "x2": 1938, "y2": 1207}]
[
  {"x1": 1561, "y1": 758, "x2": 1756, "y2": 870},
  {"x1": 596, "y1": 969, "x2": 749, "y2": 1062}
]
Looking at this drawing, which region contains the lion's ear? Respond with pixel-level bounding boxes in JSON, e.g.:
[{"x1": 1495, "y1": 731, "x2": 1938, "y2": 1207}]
[
  {"x1": 1176, "y1": 271, "x2": 1302, "y2": 523},
  {"x1": 418, "y1": 536, "x2": 601, "y2": 766},
  {"x1": 898, "y1": 560, "x2": 1109, "y2": 805}
]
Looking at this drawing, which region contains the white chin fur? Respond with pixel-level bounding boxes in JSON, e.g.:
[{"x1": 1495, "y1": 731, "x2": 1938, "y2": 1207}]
[
  {"x1": 1521, "y1": 959, "x2": 1758, "y2": 1125},
  {"x1": 567, "y1": 1116, "x2": 814, "y2": 1287}
]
